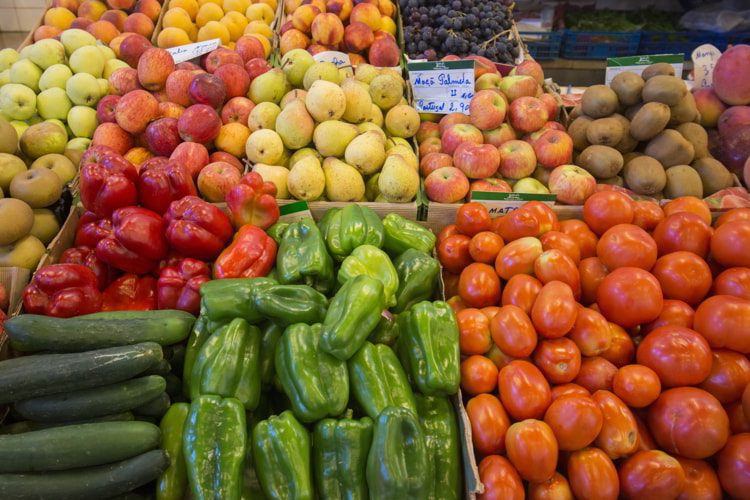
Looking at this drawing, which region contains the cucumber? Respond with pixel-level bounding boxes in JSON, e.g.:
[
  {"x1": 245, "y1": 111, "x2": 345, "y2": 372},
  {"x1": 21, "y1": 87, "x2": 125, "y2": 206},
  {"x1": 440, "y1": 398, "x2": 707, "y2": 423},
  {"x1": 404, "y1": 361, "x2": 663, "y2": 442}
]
[
  {"x1": 164, "y1": 373, "x2": 183, "y2": 400},
  {"x1": 0, "y1": 449, "x2": 169, "y2": 500},
  {"x1": 0, "y1": 342, "x2": 163, "y2": 405},
  {"x1": 15, "y1": 376, "x2": 167, "y2": 422},
  {"x1": 143, "y1": 359, "x2": 172, "y2": 376},
  {"x1": 0, "y1": 421, "x2": 161, "y2": 472},
  {"x1": 134, "y1": 392, "x2": 171, "y2": 418},
  {"x1": 0, "y1": 412, "x2": 136, "y2": 435},
  {"x1": 6, "y1": 310, "x2": 195, "y2": 353}
]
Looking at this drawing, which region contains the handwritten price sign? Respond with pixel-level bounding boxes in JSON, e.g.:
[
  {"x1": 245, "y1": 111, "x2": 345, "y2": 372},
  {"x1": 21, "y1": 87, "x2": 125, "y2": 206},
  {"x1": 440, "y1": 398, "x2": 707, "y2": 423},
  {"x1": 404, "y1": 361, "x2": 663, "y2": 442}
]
[
  {"x1": 166, "y1": 39, "x2": 221, "y2": 64},
  {"x1": 407, "y1": 60, "x2": 475, "y2": 115},
  {"x1": 313, "y1": 51, "x2": 352, "y2": 68},
  {"x1": 692, "y1": 44, "x2": 722, "y2": 89}
]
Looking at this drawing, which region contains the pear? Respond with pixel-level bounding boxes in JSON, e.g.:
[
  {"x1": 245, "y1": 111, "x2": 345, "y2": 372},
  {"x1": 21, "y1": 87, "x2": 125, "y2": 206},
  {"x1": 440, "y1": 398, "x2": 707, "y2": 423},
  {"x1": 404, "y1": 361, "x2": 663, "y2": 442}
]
[
  {"x1": 385, "y1": 104, "x2": 420, "y2": 138},
  {"x1": 289, "y1": 147, "x2": 322, "y2": 167},
  {"x1": 323, "y1": 157, "x2": 365, "y2": 202},
  {"x1": 281, "y1": 48, "x2": 315, "y2": 88},
  {"x1": 303, "y1": 62, "x2": 341, "y2": 90},
  {"x1": 313, "y1": 121, "x2": 358, "y2": 157},
  {"x1": 248, "y1": 102, "x2": 281, "y2": 132},
  {"x1": 245, "y1": 129, "x2": 284, "y2": 165},
  {"x1": 277, "y1": 146, "x2": 292, "y2": 168},
  {"x1": 288, "y1": 155, "x2": 325, "y2": 201},
  {"x1": 341, "y1": 78, "x2": 372, "y2": 124},
  {"x1": 369, "y1": 74, "x2": 403, "y2": 110},
  {"x1": 365, "y1": 103, "x2": 384, "y2": 126},
  {"x1": 378, "y1": 154, "x2": 419, "y2": 203},
  {"x1": 280, "y1": 89, "x2": 306, "y2": 109},
  {"x1": 305, "y1": 80, "x2": 346, "y2": 122},
  {"x1": 249, "y1": 68, "x2": 289, "y2": 105},
  {"x1": 253, "y1": 164, "x2": 289, "y2": 198},
  {"x1": 365, "y1": 173, "x2": 380, "y2": 201},
  {"x1": 385, "y1": 138, "x2": 411, "y2": 151},
  {"x1": 357, "y1": 122, "x2": 386, "y2": 141},
  {"x1": 276, "y1": 100, "x2": 314, "y2": 150},
  {"x1": 345, "y1": 131, "x2": 386, "y2": 175},
  {"x1": 354, "y1": 63, "x2": 380, "y2": 84},
  {"x1": 387, "y1": 145, "x2": 418, "y2": 171}
]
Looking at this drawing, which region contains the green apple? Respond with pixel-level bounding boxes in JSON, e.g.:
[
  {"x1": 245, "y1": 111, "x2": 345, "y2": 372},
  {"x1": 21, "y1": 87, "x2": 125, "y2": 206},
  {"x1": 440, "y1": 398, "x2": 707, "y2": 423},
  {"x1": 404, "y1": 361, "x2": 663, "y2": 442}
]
[
  {"x1": 18, "y1": 45, "x2": 32, "y2": 60},
  {"x1": 67, "y1": 105, "x2": 97, "y2": 138},
  {"x1": 28, "y1": 115, "x2": 43, "y2": 125},
  {"x1": 513, "y1": 177, "x2": 550, "y2": 194},
  {"x1": 19, "y1": 122, "x2": 68, "y2": 159},
  {"x1": 69, "y1": 45, "x2": 105, "y2": 78},
  {"x1": 10, "y1": 121, "x2": 28, "y2": 138},
  {"x1": 0, "y1": 70, "x2": 9, "y2": 87},
  {"x1": 28, "y1": 39, "x2": 66, "y2": 70},
  {"x1": 97, "y1": 78, "x2": 110, "y2": 97},
  {"x1": 10, "y1": 167, "x2": 63, "y2": 208},
  {"x1": 0, "y1": 48, "x2": 19, "y2": 72},
  {"x1": 30, "y1": 208, "x2": 60, "y2": 245},
  {"x1": 39, "y1": 64, "x2": 73, "y2": 91},
  {"x1": 9, "y1": 59, "x2": 42, "y2": 92},
  {"x1": 97, "y1": 44, "x2": 116, "y2": 61},
  {"x1": 45, "y1": 119, "x2": 66, "y2": 132},
  {"x1": 65, "y1": 73, "x2": 101, "y2": 107},
  {"x1": 103, "y1": 59, "x2": 128, "y2": 79},
  {"x1": 0, "y1": 84, "x2": 37, "y2": 121},
  {"x1": 0, "y1": 152, "x2": 26, "y2": 192},
  {"x1": 37, "y1": 88, "x2": 72, "y2": 120},
  {"x1": 0, "y1": 198, "x2": 34, "y2": 246},
  {"x1": 67, "y1": 137, "x2": 91, "y2": 152},
  {"x1": 60, "y1": 29, "x2": 97, "y2": 57},
  {"x1": 0, "y1": 234, "x2": 46, "y2": 269},
  {"x1": 31, "y1": 153, "x2": 76, "y2": 185}
]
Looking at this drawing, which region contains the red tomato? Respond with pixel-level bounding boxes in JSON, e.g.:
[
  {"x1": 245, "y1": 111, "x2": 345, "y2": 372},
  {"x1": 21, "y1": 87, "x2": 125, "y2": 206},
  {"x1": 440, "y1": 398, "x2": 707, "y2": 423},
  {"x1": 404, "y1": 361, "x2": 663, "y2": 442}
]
[
  {"x1": 437, "y1": 234, "x2": 472, "y2": 274},
  {"x1": 540, "y1": 230, "x2": 581, "y2": 264},
  {"x1": 551, "y1": 383, "x2": 590, "y2": 400},
  {"x1": 715, "y1": 207, "x2": 750, "y2": 228},
  {"x1": 612, "y1": 365, "x2": 661, "y2": 408},
  {"x1": 632, "y1": 200, "x2": 664, "y2": 231},
  {"x1": 727, "y1": 402, "x2": 750, "y2": 434},
  {"x1": 534, "y1": 249, "x2": 581, "y2": 297},
  {"x1": 596, "y1": 267, "x2": 663, "y2": 328},
  {"x1": 466, "y1": 394, "x2": 510, "y2": 455},
  {"x1": 619, "y1": 450, "x2": 686, "y2": 500},
  {"x1": 437, "y1": 223, "x2": 459, "y2": 244},
  {"x1": 457, "y1": 308, "x2": 492, "y2": 355},
  {"x1": 501, "y1": 274, "x2": 542, "y2": 314},
  {"x1": 524, "y1": 201, "x2": 559, "y2": 234},
  {"x1": 461, "y1": 355, "x2": 499, "y2": 395},
  {"x1": 653, "y1": 212, "x2": 712, "y2": 258},
  {"x1": 675, "y1": 457, "x2": 722, "y2": 500},
  {"x1": 495, "y1": 202, "x2": 559, "y2": 241},
  {"x1": 442, "y1": 271, "x2": 460, "y2": 298},
  {"x1": 600, "y1": 322, "x2": 635, "y2": 367},
  {"x1": 469, "y1": 231, "x2": 505, "y2": 264},
  {"x1": 505, "y1": 419, "x2": 558, "y2": 482},
  {"x1": 568, "y1": 306, "x2": 612, "y2": 357},
  {"x1": 567, "y1": 447, "x2": 619, "y2": 500},
  {"x1": 636, "y1": 325, "x2": 713, "y2": 387},
  {"x1": 663, "y1": 196, "x2": 712, "y2": 225},
  {"x1": 699, "y1": 350, "x2": 750, "y2": 404},
  {"x1": 527, "y1": 472, "x2": 573, "y2": 500},
  {"x1": 744, "y1": 383, "x2": 750, "y2": 419},
  {"x1": 583, "y1": 190, "x2": 634, "y2": 236},
  {"x1": 717, "y1": 433, "x2": 750, "y2": 499},
  {"x1": 495, "y1": 237, "x2": 543, "y2": 280},
  {"x1": 559, "y1": 219, "x2": 599, "y2": 259},
  {"x1": 651, "y1": 251, "x2": 712, "y2": 306},
  {"x1": 490, "y1": 305, "x2": 537, "y2": 358},
  {"x1": 641, "y1": 299, "x2": 695, "y2": 334},
  {"x1": 533, "y1": 337, "x2": 581, "y2": 384},
  {"x1": 498, "y1": 360, "x2": 552, "y2": 420},
  {"x1": 714, "y1": 267, "x2": 750, "y2": 300},
  {"x1": 455, "y1": 202, "x2": 491, "y2": 236},
  {"x1": 478, "y1": 455, "x2": 524, "y2": 500},
  {"x1": 635, "y1": 414, "x2": 658, "y2": 451},
  {"x1": 575, "y1": 356, "x2": 618, "y2": 393},
  {"x1": 544, "y1": 394, "x2": 603, "y2": 451},
  {"x1": 447, "y1": 295, "x2": 466, "y2": 314},
  {"x1": 648, "y1": 387, "x2": 730, "y2": 459},
  {"x1": 531, "y1": 281, "x2": 578, "y2": 339},
  {"x1": 459, "y1": 262, "x2": 501, "y2": 308},
  {"x1": 694, "y1": 295, "x2": 750, "y2": 353},
  {"x1": 485, "y1": 344, "x2": 518, "y2": 370},
  {"x1": 481, "y1": 306, "x2": 500, "y2": 320},
  {"x1": 711, "y1": 220, "x2": 750, "y2": 267},
  {"x1": 596, "y1": 224, "x2": 657, "y2": 271},
  {"x1": 579, "y1": 256, "x2": 608, "y2": 305},
  {"x1": 592, "y1": 390, "x2": 639, "y2": 459}
]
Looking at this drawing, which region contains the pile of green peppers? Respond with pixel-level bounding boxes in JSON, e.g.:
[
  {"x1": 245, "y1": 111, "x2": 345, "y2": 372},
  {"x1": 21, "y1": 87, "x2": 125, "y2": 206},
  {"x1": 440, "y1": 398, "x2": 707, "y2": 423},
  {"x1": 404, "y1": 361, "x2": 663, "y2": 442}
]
[{"x1": 156, "y1": 207, "x2": 462, "y2": 500}]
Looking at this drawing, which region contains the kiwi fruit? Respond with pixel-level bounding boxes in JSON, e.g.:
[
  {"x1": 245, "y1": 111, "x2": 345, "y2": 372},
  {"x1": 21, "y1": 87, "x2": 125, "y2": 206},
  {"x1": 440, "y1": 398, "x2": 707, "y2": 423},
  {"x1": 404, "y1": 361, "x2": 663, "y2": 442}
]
[
  {"x1": 675, "y1": 122, "x2": 711, "y2": 159},
  {"x1": 623, "y1": 152, "x2": 643, "y2": 163},
  {"x1": 611, "y1": 114, "x2": 638, "y2": 153},
  {"x1": 669, "y1": 92, "x2": 699, "y2": 125},
  {"x1": 664, "y1": 165, "x2": 704, "y2": 199},
  {"x1": 568, "y1": 105, "x2": 583, "y2": 121},
  {"x1": 586, "y1": 117, "x2": 624, "y2": 146},
  {"x1": 610, "y1": 72, "x2": 644, "y2": 106},
  {"x1": 577, "y1": 145, "x2": 624, "y2": 179},
  {"x1": 642, "y1": 75, "x2": 688, "y2": 106},
  {"x1": 644, "y1": 129, "x2": 695, "y2": 167},
  {"x1": 624, "y1": 103, "x2": 644, "y2": 121},
  {"x1": 568, "y1": 116, "x2": 593, "y2": 151},
  {"x1": 622, "y1": 156, "x2": 667, "y2": 195},
  {"x1": 581, "y1": 85, "x2": 619, "y2": 118},
  {"x1": 641, "y1": 63, "x2": 676, "y2": 80},
  {"x1": 599, "y1": 175, "x2": 625, "y2": 187},
  {"x1": 691, "y1": 157, "x2": 734, "y2": 195},
  {"x1": 630, "y1": 102, "x2": 671, "y2": 141}
]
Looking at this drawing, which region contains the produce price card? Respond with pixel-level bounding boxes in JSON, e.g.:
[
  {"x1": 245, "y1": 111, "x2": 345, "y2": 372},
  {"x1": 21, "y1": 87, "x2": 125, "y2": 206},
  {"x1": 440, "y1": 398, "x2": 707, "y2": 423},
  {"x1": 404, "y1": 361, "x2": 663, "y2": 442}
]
[
  {"x1": 166, "y1": 38, "x2": 221, "y2": 64},
  {"x1": 692, "y1": 44, "x2": 722, "y2": 89},
  {"x1": 470, "y1": 191, "x2": 556, "y2": 217},
  {"x1": 605, "y1": 54, "x2": 683, "y2": 85},
  {"x1": 313, "y1": 51, "x2": 352, "y2": 68},
  {"x1": 407, "y1": 60, "x2": 475, "y2": 115}
]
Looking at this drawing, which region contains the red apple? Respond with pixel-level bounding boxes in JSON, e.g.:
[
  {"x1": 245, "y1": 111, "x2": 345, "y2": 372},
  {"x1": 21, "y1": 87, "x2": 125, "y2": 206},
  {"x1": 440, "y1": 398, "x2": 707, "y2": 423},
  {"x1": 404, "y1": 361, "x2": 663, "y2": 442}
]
[
  {"x1": 466, "y1": 55, "x2": 499, "y2": 79},
  {"x1": 119, "y1": 33, "x2": 152, "y2": 68},
  {"x1": 210, "y1": 151, "x2": 244, "y2": 172},
  {"x1": 469, "y1": 89, "x2": 507, "y2": 131},
  {"x1": 235, "y1": 35, "x2": 266, "y2": 63},
  {"x1": 178, "y1": 104, "x2": 222, "y2": 144},
  {"x1": 453, "y1": 142, "x2": 500, "y2": 179},
  {"x1": 171, "y1": 142, "x2": 210, "y2": 179},
  {"x1": 245, "y1": 58, "x2": 272, "y2": 82},
  {"x1": 744, "y1": 155, "x2": 750, "y2": 188},
  {"x1": 441, "y1": 123, "x2": 483, "y2": 156},
  {"x1": 475, "y1": 73, "x2": 502, "y2": 91},
  {"x1": 108, "y1": 67, "x2": 141, "y2": 96},
  {"x1": 416, "y1": 121, "x2": 440, "y2": 143},
  {"x1": 541, "y1": 121, "x2": 566, "y2": 132},
  {"x1": 499, "y1": 75, "x2": 540, "y2": 102},
  {"x1": 140, "y1": 156, "x2": 170, "y2": 173},
  {"x1": 189, "y1": 73, "x2": 227, "y2": 109},
  {"x1": 92, "y1": 123, "x2": 134, "y2": 155},
  {"x1": 548, "y1": 164, "x2": 596, "y2": 204},
  {"x1": 176, "y1": 61, "x2": 201, "y2": 71},
  {"x1": 221, "y1": 96, "x2": 255, "y2": 125},
  {"x1": 159, "y1": 102, "x2": 184, "y2": 119},
  {"x1": 137, "y1": 48, "x2": 175, "y2": 91},
  {"x1": 712, "y1": 44, "x2": 750, "y2": 106},
  {"x1": 533, "y1": 129, "x2": 573, "y2": 169},
  {"x1": 439, "y1": 112, "x2": 470, "y2": 134},
  {"x1": 509, "y1": 96, "x2": 549, "y2": 134},
  {"x1": 539, "y1": 93, "x2": 559, "y2": 121},
  {"x1": 419, "y1": 152, "x2": 453, "y2": 177},
  {"x1": 96, "y1": 94, "x2": 120, "y2": 123},
  {"x1": 418, "y1": 137, "x2": 442, "y2": 157},
  {"x1": 424, "y1": 166, "x2": 470, "y2": 203},
  {"x1": 482, "y1": 123, "x2": 517, "y2": 147},
  {"x1": 693, "y1": 88, "x2": 727, "y2": 128},
  {"x1": 470, "y1": 178, "x2": 512, "y2": 194},
  {"x1": 498, "y1": 139, "x2": 536, "y2": 179},
  {"x1": 203, "y1": 47, "x2": 244, "y2": 73},
  {"x1": 165, "y1": 69, "x2": 198, "y2": 107},
  {"x1": 115, "y1": 89, "x2": 159, "y2": 134},
  {"x1": 512, "y1": 59, "x2": 544, "y2": 84},
  {"x1": 144, "y1": 117, "x2": 180, "y2": 157},
  {"x1": 197, "y1": 161, "x2": 242, "y2": 202},
  {"x1": 213, "y1": 64, "x2": 250, "y2": 99},
  {"x1": 718, "y1": 106, "x2": 750, "y2": 137}
]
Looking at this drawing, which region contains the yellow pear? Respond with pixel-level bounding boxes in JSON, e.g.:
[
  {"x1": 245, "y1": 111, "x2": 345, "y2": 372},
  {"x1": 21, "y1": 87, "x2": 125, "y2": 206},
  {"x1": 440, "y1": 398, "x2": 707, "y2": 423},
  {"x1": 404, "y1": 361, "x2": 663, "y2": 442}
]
[
  {"x1": 323, "y1": 157, "x2": 365, "y2": 202},
  {"x1": 378, "y1": 154, "x2": 419, "y2": 203},
  {"x1": 345, "y1": 131, "x2": 386, "y2": 175},
  {"x1": 313, "y1": 121, "x2": 358, "y2": 157},
  {"x1": 287, "y1": 155, "x2": 325, "y2": 201}
]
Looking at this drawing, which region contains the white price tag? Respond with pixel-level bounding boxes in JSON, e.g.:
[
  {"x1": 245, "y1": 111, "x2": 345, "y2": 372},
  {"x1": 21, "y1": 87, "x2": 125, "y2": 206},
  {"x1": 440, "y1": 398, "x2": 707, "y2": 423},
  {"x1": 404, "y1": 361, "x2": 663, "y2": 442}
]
[
  {"x1": 313, "y1": 51, "x2": 352, "y2": 68},
  {"x1": 166, "y1": 39, "x2": 221, "y2": 64},
  {"x1": 407, "y1": 60, "x2": 475, "y2": 115},
  {"x1": 692, "y1": 44, "x2": 722, "y2": 89}
]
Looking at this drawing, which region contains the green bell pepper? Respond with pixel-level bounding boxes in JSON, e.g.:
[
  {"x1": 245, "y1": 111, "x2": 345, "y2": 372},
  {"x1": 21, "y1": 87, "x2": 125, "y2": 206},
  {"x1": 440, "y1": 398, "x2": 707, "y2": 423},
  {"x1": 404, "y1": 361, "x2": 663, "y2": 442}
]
[
  {"x1": 157, "y1": 402, "x2": 189, "y2": 500},
  {"x1": 276, "y1": 217, "x2": 335, "y2": 294},
  {"x1": 313, "y1": 413, "x2": 373, "y2": 500},
  {"x1": 275, "y1": 323, "x2": 349, "y2": 422},
  {"x1": 190, "y1": 318, "x2": 262, "y2": 410},
  {"x1": 397, "y1": 301, "x2": 460, "y2": 396},
  {"x1": 266, "y1": 221, "x2": 290, "y2": 244},
  {"x1": 184, "y1": 395, "x2": 246, "y2": 500},
  {"x1": 259, "y1": 322, "x2": 283, "y2": 387},
  {"x1": 416, "y1": 394, "x2": 461, "y2": 500},
  {"x1": 366, "y1": 406, "x2": 429, "y2": 500},
  {"x1": 338, "y1": 245, "x2": 399, "y2": 308},
  {"x1": 253, "y1": 284, "x2": 328, "y2": 326},
  {"x1": 392, "y1": 249, "x2": 440, "y2": 313},
  {"x1": 318, "y1": 205, "x2": 385, "y2": 261},
  {"x1": 183, "y1": 315, "x2": 211, "y2": 398},
  {"x1": 382, "y1": 213, "x2": 436, "y2": 256},
  {"x1": 252, "y1": 410, "x2": 313, "y2": 500},
  {"x1": 368, "y1": 311, "x2": 400, "y2": 347},
  {"x1": 320, "y1": 274, "x2": 386, "y2": 361},
  {"x1": 200, "y1": 278, "x2": 277, "y2": 324},
  {"x1": 348, "y1": 341, "x2": 417, "y2": 419}
]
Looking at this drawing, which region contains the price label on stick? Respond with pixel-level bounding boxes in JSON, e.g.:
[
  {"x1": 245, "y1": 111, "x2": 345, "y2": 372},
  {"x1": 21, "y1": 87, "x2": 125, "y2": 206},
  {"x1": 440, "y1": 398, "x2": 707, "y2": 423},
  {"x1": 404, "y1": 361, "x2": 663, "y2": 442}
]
[
  {"x1": 313, "y1": 51, "x2": 352, "y2": 68},
  {"x1": 407, "y1": 60, "x2": 475, "y2": 115},
  {"x1": 166, "y1": 38, "x2": 221, "y2": 64},
  {"x1": 692, "y1": 44, "x2": 721, "y2": 89}
]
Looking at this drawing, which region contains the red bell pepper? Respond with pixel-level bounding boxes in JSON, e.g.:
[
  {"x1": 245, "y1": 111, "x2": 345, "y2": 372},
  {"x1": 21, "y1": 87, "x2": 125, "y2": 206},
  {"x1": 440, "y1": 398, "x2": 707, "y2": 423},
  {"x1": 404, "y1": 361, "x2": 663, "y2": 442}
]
[
  {"x1": 164, "y1": 196, "x2": 233, "y2": 261},
  {"x1": 23, "y1": 263, "x2": 102, "y2": 318},
  {"x1": 96, "y1": 207, "x2": 169, "y2": 274},
  {"x1": 157, "y1": 258, "x2": 210, "y2": 315},
  {"x1": 74, "y1": 211, "x2": 113, "y2": 248},
  {"x1": 138, "y1": 161, "x2": 197, "y2": 214},
  {"x1": 101, "y1": 274, "x2": 157, "y2": 311},
  {"x1": 225, "y1": 172, "x2": 280, "y2": 230},
  {"x1": 79, "y1": 151, "x2": 139, "y2": 218},
  {"x1": 213, "y1": 224, "x2": 277, "y2": 279},
  {"x1": 59, "y1": 246, "x2": 118, "y2": 290}
]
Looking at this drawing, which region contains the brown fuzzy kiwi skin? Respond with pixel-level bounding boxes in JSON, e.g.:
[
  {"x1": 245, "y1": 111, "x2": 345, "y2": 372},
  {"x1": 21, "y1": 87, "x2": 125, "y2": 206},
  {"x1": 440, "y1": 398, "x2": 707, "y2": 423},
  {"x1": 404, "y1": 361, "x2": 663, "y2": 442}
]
[
  {"x1": 664, "y1": 165, "x2": 704, "y2": 199},
  {"x1": 630, "y1": 102, "x2": 671, "y2": 141},
  {"x1": 644, "y1": 129, "x2": 695, "y2": 167},
  {"x1": 581, "y1": 85, "x2": 619, "y2": 118},
  {"x1": 577, "y1": 145, "x2": 624, "y2": 179},
  {"x1": 642, "y1": 75, "x2": 688, "y2": 107},
  {"x1": 610, "y1": 71, "x2": 645, "y2": 107},
  {"x1": 641, "y1": 62, "x2": 676, "y2": 80},
  {"x1": 586, "y1": 117, "x2": 625, "y2": 146},
  {"x1": 568, "y1": 116, "x2": 593, "y2": 151},
  {"x1": 675, "y1": 122, "x2": 711, "y2": 159},
  {"x1": 691, "y1": 157, "x2": 735, "y2": 195},
  {"x1": 599, "y1": 175, "x2": 625, "y2": 187},
  {"x1": 669, "y1": 92, "x2": 699, "y2": 125},
  {"x1": 622, "y1": 156, "x2": 667, "y2": 195}
]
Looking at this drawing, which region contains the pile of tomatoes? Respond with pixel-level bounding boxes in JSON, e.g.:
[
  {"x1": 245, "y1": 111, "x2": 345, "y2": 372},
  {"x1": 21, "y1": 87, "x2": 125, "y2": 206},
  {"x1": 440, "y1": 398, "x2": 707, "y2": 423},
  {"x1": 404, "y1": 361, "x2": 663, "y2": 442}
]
[{"x1": 437, "y1": 194, "x2": 750, "y2": 499}]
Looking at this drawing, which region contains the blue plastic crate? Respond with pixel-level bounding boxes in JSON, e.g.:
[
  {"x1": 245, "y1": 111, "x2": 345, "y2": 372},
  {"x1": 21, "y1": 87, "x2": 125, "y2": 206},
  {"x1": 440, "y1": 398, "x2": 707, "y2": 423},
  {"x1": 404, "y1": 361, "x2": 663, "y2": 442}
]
[
  {"x1": 718, "y1": 32, "x2": 750, "y2": 51},
  {"x1": 562, "y1": 30, "x2": 641, "y2": 59},
  {"x1": 519, "y1": 31, "x2": 563, "y2": 60},
  {"x1": 639, "y1": 31, "x2": 724, "y2": 59}
]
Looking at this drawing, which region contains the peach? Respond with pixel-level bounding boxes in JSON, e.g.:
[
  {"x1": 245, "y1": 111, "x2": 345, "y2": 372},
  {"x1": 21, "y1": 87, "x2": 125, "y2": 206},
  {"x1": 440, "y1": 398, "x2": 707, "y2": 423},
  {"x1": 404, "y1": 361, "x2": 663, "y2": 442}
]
[
  {"x1": 350, "y1": 3, "x2": 381, "y2": 32},
  {"x1": 33, "y1": 25, "x2": 63, "y2": 41},
  {"x1": 216, "y1": 122, "x2": 251, "y2": 157},
  {"x1": 214, "y1": 64, "x2": 250, "y2": 98},
  {"x1": 100, "y1": 10, "x2": 127, "y2": 31},
  {"x1": 245, "y1": 20, "x2": 273, "y2": 39},
  {"x1": 170, "y1": 0, "x2": 200, "y2": 19},
  {"x1": 368, "y1": 35, "x2": 399, "y2": 67},
  {"x1": 71, "y1": 17, "x2": 94, "y2": 29},
  {"x1": 280, "y1": 29, "x2": 310, "y2": 56},
  {"x1": 326, "y1": 0, "x2": 352, "y2": 20},
  {"x1": 713, "y1": 45, "x2": 750, "y2": 106},
  {"x1": 292, "y1": 4, "x2": 320, "y2": 33},
  {"x1": 221, "y1": 11, "x2": 249, "y2": 41},
  {"x1": 343, "y1": 22, "x2": 374, "y2": 52},
  {"x1": 171, "y1": 142, "x2": 210, "y2": 179},
  {"x1": 311, "y1": 12, "x2": 344, "y2": 45},
  {"x1": 694, "y1": 88, "x2": 728, "y2": 128},
  {"x1": 119, "y1": 33, "x2": 152, "y2": 67},
  {"x1": 259, "y1": 0, "x2": 278, "y2": 9},
  {"x1": 107, "y1": 0, "x2": 136, "y2": 9},
  {"x1": 279, "y1": 19, "x2": 294, "y2": 35},
  {"x1": 124, "y1": 146, "x2": 153, "y2": 167},
  {"x1": 164, "y1": 8, "x2": 195, "y2": 32},
  {"x1": 135, "y1": 0, "x2": 162, "y2": 22},
  {"x1": 203, "y1": 47, "x2": 243, "y2": 73},
  {"x1": 166, "y1": 69, "x2": 197, "y2": 106},
  {"x1": 86, "y1": 20, "x2": 121, "y2": 44},
  {"x1": 138, "y1": 48, "x2": 176, "y2": 91},
  {"x1": 157, "y1": 27, "x2": 193, "y2": 48},
  {"x1": 249, "y1": 33, "x2": 272, "y2": 57},
  {"x1": 285, "y1": 0, "x2": 304, "y2": 14},
  {"x1": 377, "y1": 0, "x2": 394, "y2": 17},
  {"x1": 198, "y1": 21, "x2": 231, "y2": 44},
  {"x1": 44, "y1": 7, "x2": 76, "y2": 30},
  {"x1": 307, "y1": 43, "x2": 328, "y2": 55},
  {"x1": 246, "y1": 3, "x2": 275, "y2": 24},
  {"x1": 348, "y1": 52, "x2": 365, "y2": 65},
  {"x1": 52, "y1": 0, "x2": 80, "y2": 10},
  {"x1": 116, "y1": 89, "x2": 160, "y2": 134},
  {"x1": 124, "y1": 13, "x2": 155, "y2": 38},
  {"x1": 78, "y1": 0, "x2": 107, "y2": 21},
  {"x1": 159, "y1": 102, "x2": 186, "y2": 120},
  {"x1": 92, "y1": 122, "x2": 134, "y2": 155},
  {"x1": 224, "y1": 0, "x2": 251, "y2": 13},
  {"x1": 196, "y1": 2, "x2": 223, "y2": 27},
  {"x1": 304, "y1": 0, "x2": 326, "y2": 11},
  {"x1": 380, "y1": 15, "x2": 396, "y2": 36},
  {"x1": 109, "y1": 67, "x2": 142, "y2": 95}
]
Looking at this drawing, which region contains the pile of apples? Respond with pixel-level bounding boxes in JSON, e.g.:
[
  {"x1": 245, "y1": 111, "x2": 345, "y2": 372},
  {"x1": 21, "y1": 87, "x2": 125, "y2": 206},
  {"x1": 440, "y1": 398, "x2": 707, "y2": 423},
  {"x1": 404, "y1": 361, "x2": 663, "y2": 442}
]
[
  {"x1": 156, "y1": 0, "x2": 276, "y2": 54},
  {"x1": 280, "y1": 0, "x2": 400, "y2": 67},
  {"x1": 34, "y1": 0, "x2": 161, "y2": 44}
]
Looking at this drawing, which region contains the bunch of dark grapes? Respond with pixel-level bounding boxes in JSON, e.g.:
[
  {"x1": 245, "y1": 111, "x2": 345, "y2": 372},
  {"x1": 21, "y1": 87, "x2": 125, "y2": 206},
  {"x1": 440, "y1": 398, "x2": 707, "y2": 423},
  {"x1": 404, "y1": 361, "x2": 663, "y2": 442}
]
[{"x1": 400, "y1": 0, "x2": 518, "y2": 62}]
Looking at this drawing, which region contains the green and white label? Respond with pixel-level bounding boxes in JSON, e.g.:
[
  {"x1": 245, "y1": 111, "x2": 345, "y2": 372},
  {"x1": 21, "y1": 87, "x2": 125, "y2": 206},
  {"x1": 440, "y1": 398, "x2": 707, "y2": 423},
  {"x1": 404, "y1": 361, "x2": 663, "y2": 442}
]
[
  {"x1": 407, "y1": 60, "x2": 475, "y2": 115},
  {"x1": 278, "y1": 200, "x2": 314, "y2": 222},
  {"x1": 470, "y1": 191, "x2": 556, "y2": 217},
  {"x1": 605, "y1": 54, "x2": 684, "y2": 85}
]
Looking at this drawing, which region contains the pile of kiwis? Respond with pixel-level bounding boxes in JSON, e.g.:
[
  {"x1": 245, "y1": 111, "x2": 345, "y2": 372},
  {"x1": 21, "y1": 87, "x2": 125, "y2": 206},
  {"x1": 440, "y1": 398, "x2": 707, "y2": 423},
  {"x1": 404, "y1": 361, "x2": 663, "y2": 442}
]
[{"x1": 567, "y1": 63, "x2": 735, "y2": 199}]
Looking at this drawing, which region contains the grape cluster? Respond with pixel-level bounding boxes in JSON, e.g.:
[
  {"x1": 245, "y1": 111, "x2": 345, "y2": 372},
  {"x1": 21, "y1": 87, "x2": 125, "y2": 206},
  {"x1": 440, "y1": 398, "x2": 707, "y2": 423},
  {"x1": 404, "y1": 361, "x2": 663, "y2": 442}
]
[{"x1": 400, "y1": 0, "x2": 518, "y2": 62}]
